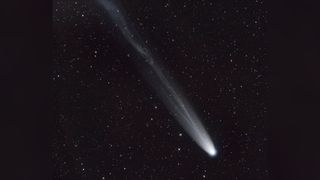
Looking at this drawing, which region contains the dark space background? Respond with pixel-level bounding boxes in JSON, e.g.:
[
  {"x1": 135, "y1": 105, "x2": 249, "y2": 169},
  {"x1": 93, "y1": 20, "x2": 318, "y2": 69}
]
[
  {"x1": 269, "y1": 1, "x2": 320, "y2": 180},
  {"x1": 1, "y1": 0, "x2": 319, "y2": 180},
  {"x1": 53, "y1": 0, "x2": 269, "y2": 179}
]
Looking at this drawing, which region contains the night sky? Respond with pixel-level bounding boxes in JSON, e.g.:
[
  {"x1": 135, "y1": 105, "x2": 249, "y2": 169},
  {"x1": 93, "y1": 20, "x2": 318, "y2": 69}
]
[{"x1": 53, "y1": 0, "x2": 269, "y2": 179}]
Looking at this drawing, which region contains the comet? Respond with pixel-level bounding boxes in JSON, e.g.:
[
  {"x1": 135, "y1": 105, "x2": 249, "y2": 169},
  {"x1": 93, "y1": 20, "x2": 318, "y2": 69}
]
[{"x1": 97, "y1": 0, "x2": 217, "y2": 157}]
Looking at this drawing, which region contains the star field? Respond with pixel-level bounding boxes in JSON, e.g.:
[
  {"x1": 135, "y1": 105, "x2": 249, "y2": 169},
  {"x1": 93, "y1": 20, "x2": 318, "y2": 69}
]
[{"x1": 53, "y1": 0, "x2": 269, "y2": 179}]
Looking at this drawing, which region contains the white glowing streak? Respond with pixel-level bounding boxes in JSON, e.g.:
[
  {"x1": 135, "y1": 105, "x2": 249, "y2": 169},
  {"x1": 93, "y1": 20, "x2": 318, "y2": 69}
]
[{"x1": 98, "y1": 0, "x2": 217, "y2": 156}]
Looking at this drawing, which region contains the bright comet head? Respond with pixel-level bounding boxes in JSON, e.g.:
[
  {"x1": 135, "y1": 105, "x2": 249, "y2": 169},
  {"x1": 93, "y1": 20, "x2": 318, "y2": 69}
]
[
  {"x1": 203, "y1": 141, "x2": 217, "y2": 157},
  {"x1": 207, "y1": 147, "x2": 217, "y2": 157}
]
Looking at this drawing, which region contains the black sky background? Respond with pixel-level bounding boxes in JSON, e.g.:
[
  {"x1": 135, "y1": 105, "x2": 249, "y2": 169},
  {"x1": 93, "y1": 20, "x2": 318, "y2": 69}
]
[
  {"x1": 53, "y1": 0, "x2": 268, "y2": 179},
  {"x1": 1, "y1": 0, "x2": 320, "y2": 180}
]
